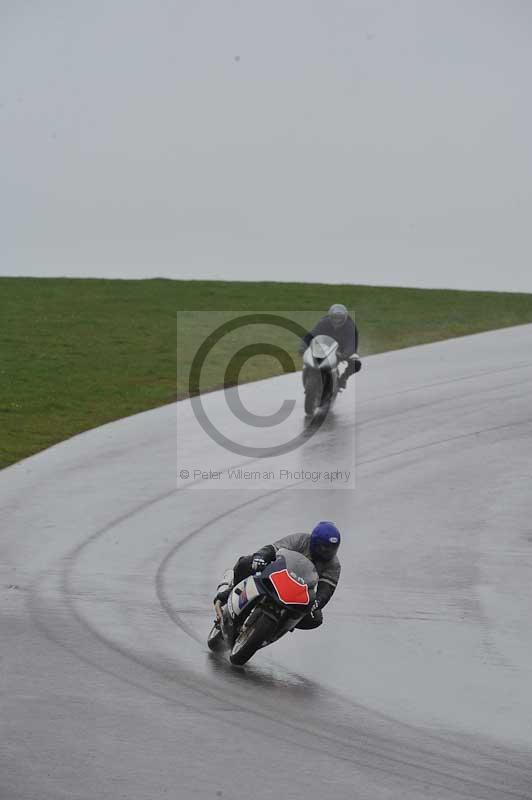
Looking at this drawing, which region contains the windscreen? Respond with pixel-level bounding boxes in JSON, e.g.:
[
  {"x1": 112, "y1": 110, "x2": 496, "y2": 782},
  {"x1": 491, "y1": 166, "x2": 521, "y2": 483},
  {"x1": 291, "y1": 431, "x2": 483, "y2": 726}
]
[
  {"x1": 260, "y1": 549, "x2": 318, "y2": 606},
  {"x1": 310, "y1": 335, "x2": 337, "y2": 360},
  {"x1": 277, "y1": 548, "x2": 319, "y2": 589}
]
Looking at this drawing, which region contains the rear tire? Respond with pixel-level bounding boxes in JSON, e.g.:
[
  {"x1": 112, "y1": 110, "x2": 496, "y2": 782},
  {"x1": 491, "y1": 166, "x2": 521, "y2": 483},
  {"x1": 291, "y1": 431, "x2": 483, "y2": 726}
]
[{"x1": 229, "y1": 612, "x2": 278, "y2": 666}]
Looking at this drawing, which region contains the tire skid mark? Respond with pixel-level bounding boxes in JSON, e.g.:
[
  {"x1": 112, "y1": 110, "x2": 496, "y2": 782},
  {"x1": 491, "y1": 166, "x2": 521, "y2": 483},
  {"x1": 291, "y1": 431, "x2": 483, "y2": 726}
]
[
  {"x1": 32, "y1": 485, "x2": 532, "y2": 799},
  {"x1": 155, "y1": 493, "x2": 532, "y2": 792},
  {"x1": 24, "y1": 354, "x2": 532, "y2": 798}
]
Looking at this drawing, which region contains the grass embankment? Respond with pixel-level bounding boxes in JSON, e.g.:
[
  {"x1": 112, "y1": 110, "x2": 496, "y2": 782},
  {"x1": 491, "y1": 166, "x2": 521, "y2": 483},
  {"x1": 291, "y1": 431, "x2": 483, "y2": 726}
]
[{"x1": 2, "y1": 277, "x2": 532, "y2": 469}]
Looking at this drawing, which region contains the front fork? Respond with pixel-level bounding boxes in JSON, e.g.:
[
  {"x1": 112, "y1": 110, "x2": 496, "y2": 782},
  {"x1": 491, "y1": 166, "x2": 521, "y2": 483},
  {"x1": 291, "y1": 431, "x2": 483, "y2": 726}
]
[
  {"x1": 303, "y1": 366, "x2": 334, "y2": 399},
  {"x1": 213, "y1": 599, "x2": 237, "y2": 647}
]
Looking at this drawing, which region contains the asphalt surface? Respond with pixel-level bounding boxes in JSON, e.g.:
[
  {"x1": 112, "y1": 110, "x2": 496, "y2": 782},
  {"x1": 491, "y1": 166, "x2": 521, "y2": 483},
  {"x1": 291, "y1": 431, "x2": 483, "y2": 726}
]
[{"x1": 2, "y1": 325, "x2": 532, "y2": 799}]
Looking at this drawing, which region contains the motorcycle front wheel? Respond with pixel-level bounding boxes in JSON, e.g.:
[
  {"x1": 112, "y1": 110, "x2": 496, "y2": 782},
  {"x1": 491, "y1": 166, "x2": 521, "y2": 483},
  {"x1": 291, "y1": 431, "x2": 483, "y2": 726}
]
[
  {"x1": 229, "y1": 612, "x2": 278, "y2": 666},
  {"x1": 207, "y1": 622, "x2": 224, "y2": 651},
  {"x1": 304, "y1": 371, "x2": 323, "y2": 416}
]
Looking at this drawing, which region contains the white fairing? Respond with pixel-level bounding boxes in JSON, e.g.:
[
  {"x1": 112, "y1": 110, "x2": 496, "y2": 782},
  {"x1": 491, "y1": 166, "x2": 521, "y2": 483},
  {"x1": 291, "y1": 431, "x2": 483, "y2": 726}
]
[
  {"x1": 227, "y1": 576, "x2": 260, "y2": 619},
  {"x1": 303, "y1": 334, "x2": 339, "y2": 370}
]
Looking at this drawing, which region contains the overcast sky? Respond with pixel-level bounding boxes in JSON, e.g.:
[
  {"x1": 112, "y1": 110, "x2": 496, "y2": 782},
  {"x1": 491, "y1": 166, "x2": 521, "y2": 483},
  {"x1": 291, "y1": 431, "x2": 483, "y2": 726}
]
[{"x1": 2, "y1": 1, "x2": 532, "y2": 291}]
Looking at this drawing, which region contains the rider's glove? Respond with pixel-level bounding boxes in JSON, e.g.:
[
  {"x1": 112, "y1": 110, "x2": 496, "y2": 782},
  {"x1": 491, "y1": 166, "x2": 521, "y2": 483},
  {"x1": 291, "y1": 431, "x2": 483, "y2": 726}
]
[
  {"x1": 309, "y1": 599, "x2": 323, "y2": 625},
  {"x1": 251, "y1": 555, "x2": 267, "y2": 573}
]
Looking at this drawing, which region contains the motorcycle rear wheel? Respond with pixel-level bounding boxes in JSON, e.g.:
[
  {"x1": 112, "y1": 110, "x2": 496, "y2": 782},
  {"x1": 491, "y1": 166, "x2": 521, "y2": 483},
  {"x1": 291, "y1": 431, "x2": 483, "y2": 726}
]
[{"x1": 229, "y1": 612, "x2": 278, "y2": 666}]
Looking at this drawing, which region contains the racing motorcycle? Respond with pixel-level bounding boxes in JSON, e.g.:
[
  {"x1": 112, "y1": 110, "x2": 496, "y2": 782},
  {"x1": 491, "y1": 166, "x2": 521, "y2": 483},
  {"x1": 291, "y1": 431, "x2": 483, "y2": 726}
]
[
  {"x1": 207, "y1": 549, "x2": 319, "y2": 666},
  {"x1": 302, "y1": 334, "x2": 340, "y2": 419}
]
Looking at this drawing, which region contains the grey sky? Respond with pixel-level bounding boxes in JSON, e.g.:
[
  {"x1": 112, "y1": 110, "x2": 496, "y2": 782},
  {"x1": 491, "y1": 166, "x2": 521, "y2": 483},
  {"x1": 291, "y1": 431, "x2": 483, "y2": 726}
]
[{"x1": 2, "y1": 1, "x2": 532, "y2": 291}]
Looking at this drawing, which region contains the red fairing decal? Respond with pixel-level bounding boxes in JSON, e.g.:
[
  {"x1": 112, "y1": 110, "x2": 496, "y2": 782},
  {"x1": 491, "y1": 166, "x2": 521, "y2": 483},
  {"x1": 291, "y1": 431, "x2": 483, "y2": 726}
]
[{"x1": 269, "y1": 569, "x2": 310, "y2": 605}]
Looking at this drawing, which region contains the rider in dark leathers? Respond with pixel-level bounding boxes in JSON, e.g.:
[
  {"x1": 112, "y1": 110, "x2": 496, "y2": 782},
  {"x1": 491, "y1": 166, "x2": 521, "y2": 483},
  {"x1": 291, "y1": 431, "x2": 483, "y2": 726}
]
[
  {"x1": 300, "y1": 303, "x2": 362, "y2": 389},
  {"x1": 214, "y1": 523, "x2": 342, "y2": 630}
]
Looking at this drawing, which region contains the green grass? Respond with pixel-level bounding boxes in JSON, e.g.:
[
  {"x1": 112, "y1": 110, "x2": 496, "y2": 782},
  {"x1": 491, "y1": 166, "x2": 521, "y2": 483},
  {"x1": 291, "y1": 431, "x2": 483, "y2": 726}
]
[{"x1": 2, "y1": 276, "x2": 532, "y2": 469}]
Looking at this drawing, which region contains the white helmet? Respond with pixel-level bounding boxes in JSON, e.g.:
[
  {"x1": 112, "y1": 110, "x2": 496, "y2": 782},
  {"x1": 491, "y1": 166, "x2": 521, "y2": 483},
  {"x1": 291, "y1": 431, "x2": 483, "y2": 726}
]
[{"x1": 328, "y1": 303, "x2": 348, "y2": 328}]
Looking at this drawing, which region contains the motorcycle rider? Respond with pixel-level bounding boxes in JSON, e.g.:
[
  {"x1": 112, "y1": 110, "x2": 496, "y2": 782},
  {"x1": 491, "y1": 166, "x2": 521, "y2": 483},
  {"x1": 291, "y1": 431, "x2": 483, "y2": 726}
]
[
  {"x1": 300, "y1": 303, "x2": 361, "y2": 389},
  {"x1": 214, "y1": 521, "x2": 341, "y2": 630}
]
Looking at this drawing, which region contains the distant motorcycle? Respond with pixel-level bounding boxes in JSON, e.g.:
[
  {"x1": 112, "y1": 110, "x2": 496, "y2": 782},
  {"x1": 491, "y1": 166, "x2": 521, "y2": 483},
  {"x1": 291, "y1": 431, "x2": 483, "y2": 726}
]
[
  {"x1": 302, "y1": 334, "x2": 340, "y2": 419},
  {"x1": 207, "y1": 549, "x2": 319, "y2": 666}
]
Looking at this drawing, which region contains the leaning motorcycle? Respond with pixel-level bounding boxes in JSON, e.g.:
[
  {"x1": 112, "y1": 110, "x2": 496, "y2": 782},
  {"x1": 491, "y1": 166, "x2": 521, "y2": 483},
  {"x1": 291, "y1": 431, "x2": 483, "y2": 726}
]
[
  {"x1": 207, "y1": 549, "x2": 319, "y2": 666},
  {"x1": 302, "y1": 334, "x2": 340, "y2": 419}
]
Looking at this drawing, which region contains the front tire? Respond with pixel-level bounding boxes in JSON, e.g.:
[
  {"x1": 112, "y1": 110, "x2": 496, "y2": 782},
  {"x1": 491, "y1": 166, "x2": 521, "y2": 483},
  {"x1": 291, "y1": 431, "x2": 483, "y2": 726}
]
[
  {"x1": 207, "y1": 622, "x2": 224, "y2": 651},
  {"x1": 229, "y1": 612, "x2": 278, "y2": 666},
  {"x1": 304, "y1": 371, "x2": 323, "y2": 416}
]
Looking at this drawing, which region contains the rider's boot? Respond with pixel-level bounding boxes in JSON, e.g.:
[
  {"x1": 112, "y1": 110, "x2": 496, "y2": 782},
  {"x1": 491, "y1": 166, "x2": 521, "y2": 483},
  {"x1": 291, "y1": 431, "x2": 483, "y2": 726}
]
[{"x1": 213, "y1": 568, "x2": 234, "y2": 606}]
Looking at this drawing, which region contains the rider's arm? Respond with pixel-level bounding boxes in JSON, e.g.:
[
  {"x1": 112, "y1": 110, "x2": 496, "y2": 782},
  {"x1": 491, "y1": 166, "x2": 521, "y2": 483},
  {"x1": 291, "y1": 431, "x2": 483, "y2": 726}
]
[
  {"x1": 249, "y1": 535, "x2": 308, "y2": 572},
  {"x1": 299, "y1": 317, "x2": 329, "y2": 353},
  {"x1": 272, "y1": 532, "x2": 309, "y2": 553},
  {"x1": 339, "y1": 318, "x2": 358, "y2": 357},
  {"x1": 315, "y1": 579, "x2": 337, "y2": 608},
  {"x1": 252, "y1": 544, "x2": 277, "y2": 563},
  {"x1": 315, "y1": 560, "x2": 341, "y2": 608}
]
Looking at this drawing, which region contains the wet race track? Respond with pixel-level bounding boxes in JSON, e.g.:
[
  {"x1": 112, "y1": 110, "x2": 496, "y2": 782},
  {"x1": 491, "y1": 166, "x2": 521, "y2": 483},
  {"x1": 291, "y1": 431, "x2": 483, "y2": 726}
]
[{"x1": 2, "y1": 326, "x2": 532, "y2": 799}]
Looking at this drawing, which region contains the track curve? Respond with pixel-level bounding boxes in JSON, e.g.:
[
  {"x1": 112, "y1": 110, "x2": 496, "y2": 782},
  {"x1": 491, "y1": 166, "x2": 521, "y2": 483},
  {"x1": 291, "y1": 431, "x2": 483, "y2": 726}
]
[{"x1": 2, "y1": 325, "x2": 532, "y2": 799}]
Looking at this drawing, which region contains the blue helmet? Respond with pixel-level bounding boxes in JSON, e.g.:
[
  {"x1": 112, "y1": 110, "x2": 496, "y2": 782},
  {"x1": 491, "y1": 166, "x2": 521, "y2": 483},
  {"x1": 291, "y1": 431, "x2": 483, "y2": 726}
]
[{"x1": 310, "y1": 521, "x2": 341, "y2": 561}]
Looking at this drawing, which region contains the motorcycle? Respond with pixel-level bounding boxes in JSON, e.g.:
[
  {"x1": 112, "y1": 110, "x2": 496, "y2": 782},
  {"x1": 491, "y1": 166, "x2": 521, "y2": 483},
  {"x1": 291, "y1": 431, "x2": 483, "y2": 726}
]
[
  {"x1": 302, "y1": 334, "x2": 340, "y2": 419},
  {"x1": 207, "y1": 549, "x2": 319, "y2": 666}
]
